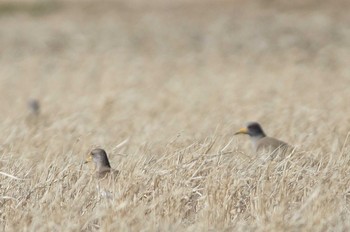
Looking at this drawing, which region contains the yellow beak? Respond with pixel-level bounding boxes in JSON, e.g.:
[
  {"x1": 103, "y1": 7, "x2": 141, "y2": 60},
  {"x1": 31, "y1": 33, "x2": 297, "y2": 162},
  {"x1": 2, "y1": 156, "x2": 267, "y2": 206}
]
[
  {"x1": 85, "y1": 155, "x2": 92, "y2": 164},
  {"x1": 234, "y1": 127, "x2": 248, "y2": 135}
]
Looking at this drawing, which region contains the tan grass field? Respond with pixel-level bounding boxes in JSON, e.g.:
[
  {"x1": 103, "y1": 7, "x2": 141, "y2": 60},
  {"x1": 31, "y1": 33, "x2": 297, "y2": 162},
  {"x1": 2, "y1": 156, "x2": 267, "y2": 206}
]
[{"x1": 1, "y1": 0, "x2": 350, "y2": 231}]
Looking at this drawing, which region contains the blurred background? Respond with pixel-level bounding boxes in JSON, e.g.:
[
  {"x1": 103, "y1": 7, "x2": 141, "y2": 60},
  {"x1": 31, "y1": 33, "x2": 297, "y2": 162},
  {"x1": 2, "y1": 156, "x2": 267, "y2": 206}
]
[{"x1": 0, "y1": 0, "x2": 349, "y2": 155}]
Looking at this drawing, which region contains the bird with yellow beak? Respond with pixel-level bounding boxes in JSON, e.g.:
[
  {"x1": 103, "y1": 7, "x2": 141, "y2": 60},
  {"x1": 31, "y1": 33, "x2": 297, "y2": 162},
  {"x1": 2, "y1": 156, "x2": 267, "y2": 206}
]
[
  {"x1": 234, "y1": 122, "x2": 292, "y2": 155},
  {"x1": 85, "y1": 148, "x2": 120, "y2": 198},
  {"x1": 85, "y1": 148, "x2": 119, "y2": 178}
]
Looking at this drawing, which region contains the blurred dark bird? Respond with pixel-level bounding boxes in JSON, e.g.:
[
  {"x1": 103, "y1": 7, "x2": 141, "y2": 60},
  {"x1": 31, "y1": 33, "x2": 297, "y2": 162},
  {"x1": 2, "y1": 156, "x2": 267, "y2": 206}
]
[
  {"x1": 25, "y1": 98, "x2": 42, "y2": 127},
  {"x1": 234, "y1": 122, "x2": 292, "y2": 155},
  {"x1": 28, "y1": 99, "x2": 40, "y2": 115}
]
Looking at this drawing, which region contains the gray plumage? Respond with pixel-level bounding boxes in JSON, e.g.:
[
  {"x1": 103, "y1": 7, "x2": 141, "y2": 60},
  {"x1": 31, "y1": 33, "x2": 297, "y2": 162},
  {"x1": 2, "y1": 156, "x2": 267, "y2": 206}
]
[
  {"x1": 28, "y1": 99, "x2": 40, "y2": 115},
  {"x1": 235, "y1": 122, "x2": 292, "y2": 155}
]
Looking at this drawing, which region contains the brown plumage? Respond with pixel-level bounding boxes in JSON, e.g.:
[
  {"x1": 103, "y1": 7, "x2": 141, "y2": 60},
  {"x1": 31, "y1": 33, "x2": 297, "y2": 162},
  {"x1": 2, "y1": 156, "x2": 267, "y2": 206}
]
[
  {"x1": 85, "y1": 148, "x2": 120, "y2": 198},
  {"x1": 234, "y1": 122, "x2": 292, "y2": 155},
  {"x1": 85, "y1": 148, "x2": 119, "y2": 179}
]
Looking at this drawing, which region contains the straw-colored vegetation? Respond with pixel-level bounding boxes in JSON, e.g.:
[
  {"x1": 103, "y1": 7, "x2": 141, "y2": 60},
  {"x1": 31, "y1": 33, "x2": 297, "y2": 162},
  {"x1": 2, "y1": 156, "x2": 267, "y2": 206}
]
[{"x1": 1, "y1": 0, "x2": 350, "y2": 231}]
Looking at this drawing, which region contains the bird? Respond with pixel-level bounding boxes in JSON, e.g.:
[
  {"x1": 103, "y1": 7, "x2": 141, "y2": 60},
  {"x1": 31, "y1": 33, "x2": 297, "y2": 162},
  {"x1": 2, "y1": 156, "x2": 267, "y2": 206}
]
[
  {"x1": 25, "y1": 99, "x2": 42, "y2": 127},
  {"x1": 85, "y1": 148, "x2": 120, "y2": 198},
  {"x1": 234, "y1": 122, "x2": 292, "y2": 156},
  {"x1": 28, "y1": 99, "x2": 40, "y2": 116},
  {"x1": 85, "y1": 148, "x2": 119, "y2": 179}
]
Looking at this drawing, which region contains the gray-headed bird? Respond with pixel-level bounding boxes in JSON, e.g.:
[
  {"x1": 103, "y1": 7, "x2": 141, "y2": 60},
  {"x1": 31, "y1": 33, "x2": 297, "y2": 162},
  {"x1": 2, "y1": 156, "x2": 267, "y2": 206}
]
[
  {"x1": 85, "y1": 148, "x2": 119, "y2": 198},
  {"x1": 235, "y1": 122, "x2": 292, "y2": 156},
  {"x1": 28, "y1": 99, "x2": 40, "y2": 116},
  {"x1": 25, "y1": 98, "x2": 41, "y2": 126}
]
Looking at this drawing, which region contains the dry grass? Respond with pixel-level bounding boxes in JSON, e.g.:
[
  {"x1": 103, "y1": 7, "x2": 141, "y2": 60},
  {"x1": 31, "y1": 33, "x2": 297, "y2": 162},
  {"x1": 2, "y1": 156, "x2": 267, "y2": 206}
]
[{"x1": 1, "y1": 0, "x2": 350, "y2": 231}]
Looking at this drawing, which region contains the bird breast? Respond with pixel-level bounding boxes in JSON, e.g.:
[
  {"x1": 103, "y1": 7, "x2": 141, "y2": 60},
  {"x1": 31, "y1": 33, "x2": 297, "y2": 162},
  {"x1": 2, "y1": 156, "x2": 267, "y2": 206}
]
[{"x1": 255, "y1": 136, "x2": 289, "y2": 153}]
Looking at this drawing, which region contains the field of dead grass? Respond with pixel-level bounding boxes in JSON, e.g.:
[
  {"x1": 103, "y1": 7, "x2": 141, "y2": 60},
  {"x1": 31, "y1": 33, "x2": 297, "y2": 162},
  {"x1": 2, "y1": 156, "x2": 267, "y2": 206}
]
[{"x1": 0, "y1": 0, "x2": 350, "y2": 231}]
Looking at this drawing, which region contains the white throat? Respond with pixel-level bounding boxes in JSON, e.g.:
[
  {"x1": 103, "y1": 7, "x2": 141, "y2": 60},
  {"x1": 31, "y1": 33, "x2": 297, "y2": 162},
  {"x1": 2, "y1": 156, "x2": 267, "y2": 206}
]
[{"x1": 250, "y1": 135, "x2": 265, "y2": 152}]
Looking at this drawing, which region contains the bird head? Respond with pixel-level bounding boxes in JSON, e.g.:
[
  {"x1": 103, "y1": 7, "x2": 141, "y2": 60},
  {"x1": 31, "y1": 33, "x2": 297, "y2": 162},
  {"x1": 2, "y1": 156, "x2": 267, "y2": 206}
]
[
  {"x1": 85, "y1": 148, "x2": 111, "y2": 170},
  {"x1": 234, "y1": 122, "x2": 266, "y2": 138}
]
